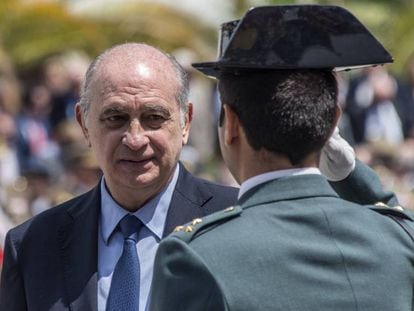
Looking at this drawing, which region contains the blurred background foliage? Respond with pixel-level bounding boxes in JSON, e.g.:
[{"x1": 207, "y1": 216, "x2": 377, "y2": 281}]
[
  {"x1": 0, "y1": 0, "x2": 217, "y2": 79},
  {"x1": 0, "y1": 2, "x2": 105, "y2": 70},
  {"x1": 0, "y1": 0, "x2": 413, "y2": 80}
]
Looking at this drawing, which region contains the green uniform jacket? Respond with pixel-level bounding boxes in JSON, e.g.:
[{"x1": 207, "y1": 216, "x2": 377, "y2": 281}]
[{"x1": 150, "y1": 162, "x2": 414, "y2": 311}]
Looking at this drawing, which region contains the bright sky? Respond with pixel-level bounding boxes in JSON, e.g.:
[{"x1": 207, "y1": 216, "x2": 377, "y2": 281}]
[{"x1": 68, "y1": 0, "x2": 237, "y2": 26}]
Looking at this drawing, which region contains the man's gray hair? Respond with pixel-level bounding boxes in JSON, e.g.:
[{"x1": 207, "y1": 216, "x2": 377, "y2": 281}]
[{"x1": 78, "y1": 43, "x2": 190, "y2": 126}]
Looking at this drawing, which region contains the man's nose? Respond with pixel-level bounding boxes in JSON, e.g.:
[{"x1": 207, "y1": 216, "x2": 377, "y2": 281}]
[{"x1": 122, "y1": 119, "x2": 149, "y2": 150}]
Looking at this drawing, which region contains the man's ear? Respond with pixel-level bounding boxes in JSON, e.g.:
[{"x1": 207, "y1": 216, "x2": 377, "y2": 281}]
[
  {"x1": 330, "y1": 105, "x2": 342, "y2": 136},
  {"x1": 75, "y1": 103, "x2": 91, "y2": 147},
  {"x1": 182, "y1": 103, "x2": 193, "y2": 145},
  {"x1": 222, "y1": 104, "x2": 240, "y2": 147}
]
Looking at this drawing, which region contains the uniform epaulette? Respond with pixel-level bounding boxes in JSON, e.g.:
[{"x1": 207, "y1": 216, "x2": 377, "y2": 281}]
[
  {"x1": 170, "y1": 205, "x2": 243, "y2": 243},
  {"x1": 370, "y1": 202, "x2": 414, "y2": 243},
  {"x1": 369, "y1": 202, "x2": 413, "y2": 221}
]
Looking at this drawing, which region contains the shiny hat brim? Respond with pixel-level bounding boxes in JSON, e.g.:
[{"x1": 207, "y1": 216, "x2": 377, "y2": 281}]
[{"x1": 193, "y1": 5, "x2": 393, "y2": 78}]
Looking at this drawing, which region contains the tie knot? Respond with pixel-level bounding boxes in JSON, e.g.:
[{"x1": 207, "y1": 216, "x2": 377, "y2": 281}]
[{"x1": 118, "y1": 215, "x2": 142, "y2": 242}]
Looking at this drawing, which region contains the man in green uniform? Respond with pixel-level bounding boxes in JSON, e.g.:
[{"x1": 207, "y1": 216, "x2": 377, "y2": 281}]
[{"x1": 150, "y1": 5, "x2": 414, "y2": 311}]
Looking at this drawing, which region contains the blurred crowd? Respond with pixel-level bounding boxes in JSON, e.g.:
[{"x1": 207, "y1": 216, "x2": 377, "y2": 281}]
[
  {"x1": 0, "y1": 51, "x2": 103, "y2": 263},
  {"x1": 336, "y1": 55, "x2": 414, "y2": 212},
  {"x1": 1, "y1": 48, "x2": 414, "y2": 266}
]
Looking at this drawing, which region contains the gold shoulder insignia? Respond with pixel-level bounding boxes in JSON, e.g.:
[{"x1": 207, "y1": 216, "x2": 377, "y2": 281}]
[
  {"x1": 173, "y1": 225, "x2": 184, "y2": 232},
  {"x1": 170, "y1": 205, "x2": 243, "y2": 243},
  {"x1": 375, "y1": 202, "x2": 406, "y2": 212},
  {"x1": 394, "y1": 205, "x2": 404, "y2": 212},
  {"x1": 370, "y1": 203, "x2": 412, "y2": 221},
  {"x1": 191, "y1": 218, "x2": 203, "y2": 226}
]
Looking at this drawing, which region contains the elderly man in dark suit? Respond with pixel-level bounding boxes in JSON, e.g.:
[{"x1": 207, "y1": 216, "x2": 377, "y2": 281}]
[
  {"x1": 150, "y1": 6, "x2": 414, "y2": 311},
  {"x1": 0, "y1": 43, "x2": 238, "y2": 311}
]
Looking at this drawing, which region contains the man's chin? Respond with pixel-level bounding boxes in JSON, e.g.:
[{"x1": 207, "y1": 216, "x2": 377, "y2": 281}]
[{"x1": 132, "y1": 174, "x2": 160, "y2": 188}]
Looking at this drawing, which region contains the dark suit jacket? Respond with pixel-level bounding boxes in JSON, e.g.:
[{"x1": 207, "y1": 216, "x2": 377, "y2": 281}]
[
  {"x1": 0, "y1": 163, "x2": 238, "y2": 311},
  {"x1": 150, "y1": 168, "x2": 414, "y2": 310}
]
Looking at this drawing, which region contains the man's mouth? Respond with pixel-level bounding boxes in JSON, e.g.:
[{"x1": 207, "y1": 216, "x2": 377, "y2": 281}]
[{"x1": 119, "y1": 157, "x2": 155, "y2": 165}]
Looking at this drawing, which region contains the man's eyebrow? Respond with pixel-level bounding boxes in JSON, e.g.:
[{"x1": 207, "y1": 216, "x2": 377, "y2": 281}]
[
  {"x1": 100, "y1": 104, "x2": 172, "y2": 116},
  {"x1": 101, "y1": 106, "x2": 126, "y2": 115},
  {"x1": 142, "y1": 104, "x2": 171, "y2": 114}
]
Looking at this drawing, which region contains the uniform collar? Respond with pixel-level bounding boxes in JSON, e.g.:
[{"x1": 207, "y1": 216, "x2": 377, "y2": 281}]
[{"x1": 238, "y1": 167, "x2": 321, "y2": 199}]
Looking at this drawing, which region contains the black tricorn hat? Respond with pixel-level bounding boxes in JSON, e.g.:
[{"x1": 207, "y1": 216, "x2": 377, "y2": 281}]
[{"x1": 192, "y1": 5, "x2": 393, "y2": 77}]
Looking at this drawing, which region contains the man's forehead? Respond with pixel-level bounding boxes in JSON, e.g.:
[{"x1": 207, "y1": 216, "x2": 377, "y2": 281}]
[
  {"x1": 94, "y1": 54, "x2": 176, "y2": 87},
  {"x1": 90, "y1": 61, "x2": 176, "y2": 94},
  {"x1": 101, "y1": 45, "x2": 174, "y2": 72}
]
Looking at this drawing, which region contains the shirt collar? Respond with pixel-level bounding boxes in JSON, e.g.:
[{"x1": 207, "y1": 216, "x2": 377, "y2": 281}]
[
  {"x1": 238, "y1": 167, "x2": 321, "y2": 199},
  {"x1": 100, "y1": 165, "x2": 180, "y2": 244}
]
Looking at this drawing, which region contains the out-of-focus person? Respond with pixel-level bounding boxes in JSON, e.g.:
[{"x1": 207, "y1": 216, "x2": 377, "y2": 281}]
[
  {"x1": 15, "y1": 84, "x2": 61, "y2": 178},
  {"x1": 346, "y1": 66, "x2": 404, "y2": 145},
  {"x1": 395, "y1": 52, "x2": 414, "y2": 138}
]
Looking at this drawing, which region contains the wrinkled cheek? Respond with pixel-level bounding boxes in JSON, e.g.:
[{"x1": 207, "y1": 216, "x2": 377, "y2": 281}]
[
  {"x1": 154, "y1": 138, "x2": 177, "y2": 161},
  {"x1": 90, "y1": 148, "x2": 104, "y2": 169},
  {"x1": 151, "y1": 133, "x2": 182, "y2": 169},
  {"x1": 165, "y1": 146, "x2": 181, "y2": 168},
  {"x1": 92, "y1": 145, "x2": 112, "y2": 176}
]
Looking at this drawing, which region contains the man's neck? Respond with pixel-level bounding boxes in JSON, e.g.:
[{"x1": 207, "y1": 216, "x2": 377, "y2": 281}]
[{"x1": 239, "y1": 149, "x2": 318, "y2": 183}]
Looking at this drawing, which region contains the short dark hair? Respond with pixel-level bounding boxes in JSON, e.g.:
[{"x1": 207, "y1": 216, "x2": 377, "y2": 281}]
[{"x1": 218, "y1": 70, "x2": 338, "y2": 165}]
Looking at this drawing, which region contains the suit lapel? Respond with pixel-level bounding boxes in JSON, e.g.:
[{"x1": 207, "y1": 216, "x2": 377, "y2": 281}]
[
  {"x1": 163, "y1": 163, "x2": 213, "y2": 237},
  {"x1": 58, "y1": 186, "x2": 101, "y2": 311},
  {"x1": 56, "y1": 166, "x2": 221, "y2": 307}
]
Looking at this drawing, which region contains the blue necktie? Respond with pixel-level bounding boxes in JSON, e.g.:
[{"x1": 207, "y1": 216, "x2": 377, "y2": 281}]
[{"x1": 106, "y1": 215, "x2": 143, "y2": 311}]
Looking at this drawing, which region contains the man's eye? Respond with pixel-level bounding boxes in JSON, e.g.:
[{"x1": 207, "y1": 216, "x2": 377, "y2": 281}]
[
  {"x1": 107, "y1": 115, "x2": 125, "y2": 121},
  {"x1": 147, "y1": 115, "x2": 165, "y2": 121},
  {"x1": 103, "y1": 115, "x2": 129, "y2": 127},
  {"x1": 144, "y1": 114, "x2": 167, "y2": 129}
]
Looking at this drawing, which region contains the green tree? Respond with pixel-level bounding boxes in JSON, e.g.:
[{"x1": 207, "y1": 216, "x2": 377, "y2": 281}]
[{"x1": 0, "y1": 1, "x2": 216, "y2": 73}]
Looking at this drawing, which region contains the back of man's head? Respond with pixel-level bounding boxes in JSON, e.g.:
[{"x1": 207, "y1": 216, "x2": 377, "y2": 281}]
[{"x1": 218, "y1": 70, "x2": 338, "y2": 165}]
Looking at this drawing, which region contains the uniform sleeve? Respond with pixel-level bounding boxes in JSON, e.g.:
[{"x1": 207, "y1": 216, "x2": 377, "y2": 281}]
[
  {"x1": 330, "y1": 160, "x2": 399, "y2": 206},
  {"x1": 149, "y1": 237, "x2": 227, "y2": 311},
  {"x1": 0, "y1": 231, "x2": 27, "y2": 311}
]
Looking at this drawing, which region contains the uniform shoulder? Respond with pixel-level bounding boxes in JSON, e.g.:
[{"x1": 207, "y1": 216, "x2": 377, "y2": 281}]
[
  {"x1": 169, "y1": 205, "x2": 243, "y2": 243},
  {"x1": 369, "y1": 201, "x2": 414, "y2": 242},
  {"x1": 369, "y1": 201, "x2": 413, "y2": 220}
]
